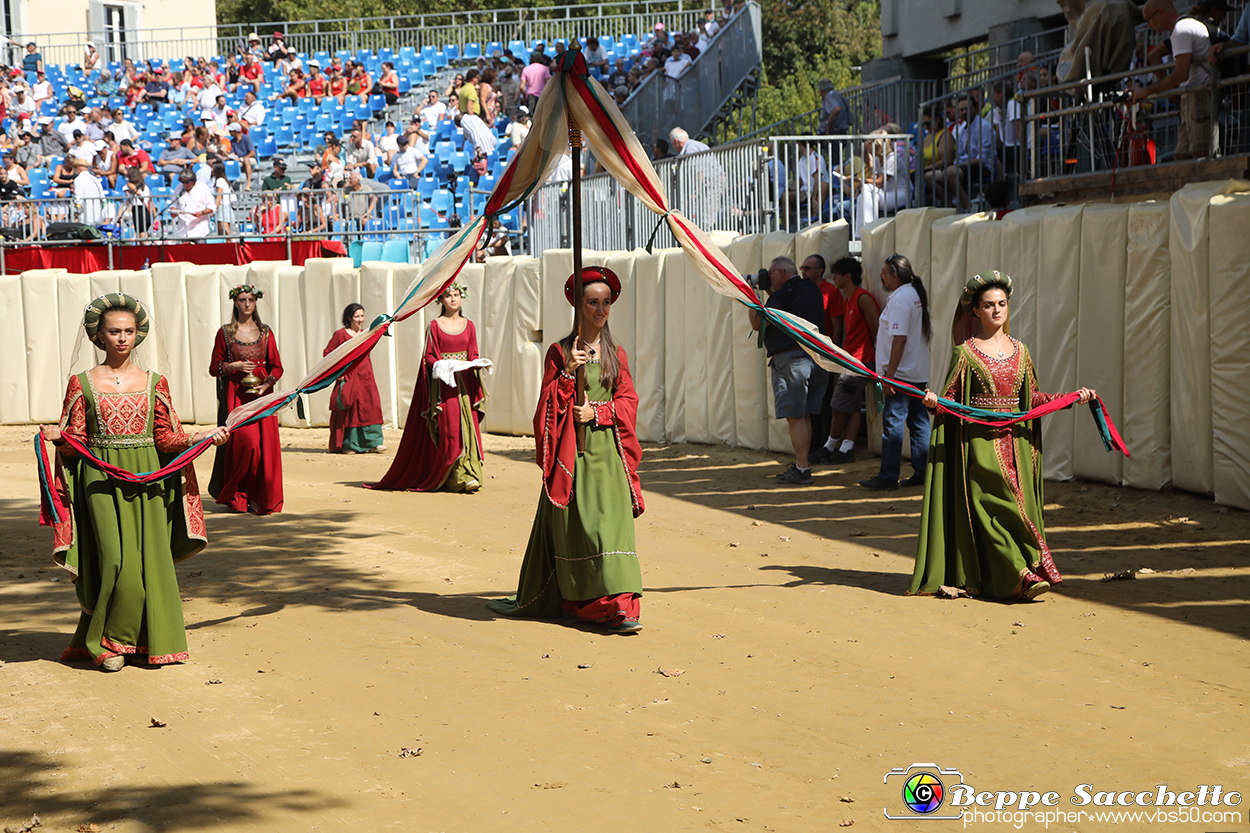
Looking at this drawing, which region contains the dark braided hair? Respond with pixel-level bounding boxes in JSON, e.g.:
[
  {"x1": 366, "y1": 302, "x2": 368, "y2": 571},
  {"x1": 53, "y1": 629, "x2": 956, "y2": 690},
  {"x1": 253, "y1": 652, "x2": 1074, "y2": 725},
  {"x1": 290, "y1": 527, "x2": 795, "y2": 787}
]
[{"x1": 885, "y1": 254, "x2": 931, "y2": 342}]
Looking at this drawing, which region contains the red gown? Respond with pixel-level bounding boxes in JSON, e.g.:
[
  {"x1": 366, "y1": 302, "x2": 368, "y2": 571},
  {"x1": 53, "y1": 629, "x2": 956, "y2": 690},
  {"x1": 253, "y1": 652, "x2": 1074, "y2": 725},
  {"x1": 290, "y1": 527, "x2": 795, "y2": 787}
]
[
  {"x1": 368, "y1": 319, "x2": 485, "y2": 491},
  {"x1": 324, "y1": 327, "x2": 385, "y2": 452},
  {"x1": 208, "y1": 324, "x2": 284, "y2": 514}
]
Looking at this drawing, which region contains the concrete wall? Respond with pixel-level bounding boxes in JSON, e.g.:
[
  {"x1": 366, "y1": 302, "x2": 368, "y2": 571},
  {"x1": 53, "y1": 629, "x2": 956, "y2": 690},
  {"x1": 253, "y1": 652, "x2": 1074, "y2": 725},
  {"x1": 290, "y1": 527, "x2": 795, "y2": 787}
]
[{"x1": 879, "y1": 0, "x2": 1061, "y2": 60}]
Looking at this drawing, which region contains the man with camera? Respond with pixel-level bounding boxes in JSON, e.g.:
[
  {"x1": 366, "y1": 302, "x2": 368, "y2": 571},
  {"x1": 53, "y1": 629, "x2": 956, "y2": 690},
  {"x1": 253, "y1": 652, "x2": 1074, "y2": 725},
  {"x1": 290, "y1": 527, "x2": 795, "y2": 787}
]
[{"x1": 748, "y1": 256, "x2": 829, "y2": 486}]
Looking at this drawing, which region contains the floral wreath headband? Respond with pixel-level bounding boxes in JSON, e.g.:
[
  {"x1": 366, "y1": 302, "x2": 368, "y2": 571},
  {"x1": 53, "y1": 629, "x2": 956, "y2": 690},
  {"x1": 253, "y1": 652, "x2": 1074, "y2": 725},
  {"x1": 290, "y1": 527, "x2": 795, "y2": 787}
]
[
  {"x1": 83, "y1": 292, "x2": 151, "y2": 347},
  {"x1": 441, "y1": 281, "x2": 468, "y2": 299},
  {"x1": 960, "y1": 270, "x2": 1013, "y2": 314},
  {"x1": 229, "y1": 284, "x2": 264, "y2": 300}
]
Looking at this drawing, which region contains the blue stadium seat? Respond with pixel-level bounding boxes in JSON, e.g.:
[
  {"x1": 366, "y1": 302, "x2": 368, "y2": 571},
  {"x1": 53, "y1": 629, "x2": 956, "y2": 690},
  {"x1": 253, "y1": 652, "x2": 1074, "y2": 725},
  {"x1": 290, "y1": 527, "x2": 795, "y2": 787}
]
[
  {"x1": 464, "y1": 43, "x2": 481, "y2": 59},
  {"x1": 381, "y1": 238, "x2": 409, "y2": 263},
  {"x1": 225, "y1": 159, "x2": 241, "y2": 180},
  {"x1": 417, "y1": 174, "x2": 437, "y2": 201},
  {"x1": 378, "y1": 47, "x2": 394, "y2": 62},
  {"x1": 443, "y1": 44, "x2": 459, "y2": 62},
  {"x1": 450, "y1": 151, "x2": 468, "y2": 173},
  {"x1": 361, "y1": 241, "x2": 384, "y2": 261},
  {"x1": 430, "y1": 188, "x2": 453, "y2": 215},
  {"x1": 349, "y1": 240, "x2": 365, "y2": 267}
]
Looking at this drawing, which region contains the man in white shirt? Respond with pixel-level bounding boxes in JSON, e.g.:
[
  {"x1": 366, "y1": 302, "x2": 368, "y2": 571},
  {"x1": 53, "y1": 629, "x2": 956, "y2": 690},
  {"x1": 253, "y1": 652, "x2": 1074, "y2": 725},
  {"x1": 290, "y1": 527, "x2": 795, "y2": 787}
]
[
  {"x1": 704, "y1": 10, "x2": 720, "y2": 37},
  {"x1": 72, "y1": 158, "x2": 109, "y2": 225},
  {"x1": 668, "y1": 126, "x2": 709, "y2": 155},
  {"x1": 198, "y1": 81, "x2": 225, "y2": 114},
  {"x1": 583, "y1": 37, "x2": 609, "y2": 73},
  {"x1": 455, "y1": 112, "x2": 497, "y2": 157},
  {"x1": 11, "y1": 88, "x2": 36, "y2": 123},
  {"x1": 421, "y1": 90, "x2": 447, "y2": 128},
  {"x1": 1129, "y1": 0, "x2": 1214, "y2": 159},
  {"x1": 390, "y1": 135, "x2": 426, "y2": 187},
  {"x1": 32, "y1": 71, "x2": 54, "y2": 105},
  {"x1": 171, "y1": 167, "x2": 216, "y2": 238},
  {"x1": 663, "y1": 47, "x2": 692, "y2": 79},
  {"x1": 240, "y1": 90, "x2": 266, "y2": 127},
  {"x1": 57, "y1": 110, "x2": 88, "y2": 146}
]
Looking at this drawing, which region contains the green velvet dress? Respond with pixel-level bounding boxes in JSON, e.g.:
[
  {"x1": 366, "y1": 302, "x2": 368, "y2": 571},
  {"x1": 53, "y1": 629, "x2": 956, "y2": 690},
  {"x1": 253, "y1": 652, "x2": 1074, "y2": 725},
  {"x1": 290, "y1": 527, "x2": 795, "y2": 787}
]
[
  {"x1": 52, "y1": 372, "x2": 206, "y2": 666},
  {"x1": 489, "y1": 346, "x2": 644, "y2": 624},
  {"x1": 910, "y1": 338, "x2": 1064, "y2": 600}
]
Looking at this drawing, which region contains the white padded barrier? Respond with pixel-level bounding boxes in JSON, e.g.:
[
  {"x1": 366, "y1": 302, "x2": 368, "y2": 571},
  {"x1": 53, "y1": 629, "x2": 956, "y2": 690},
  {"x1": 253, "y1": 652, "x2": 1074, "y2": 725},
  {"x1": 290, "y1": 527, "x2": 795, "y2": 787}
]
[
  {"x1": 632, "y1": 249, "x2": 667, "y2": 443},
  {"x1": 21, "y1": 271, "x2": 65, "y2": 423},
  {"x1": 358, "y1": 262, "x2": 397, "y2": 428},
  {"x1": 997, "y1": 206, "x2": 1050, "y2": 354},
  {"x1": 0, "y1": 274, "x2": 30, "y2": 424},
  {"x1": 661, "y1": 248, "x2": 688, "y2": 443},
  {"x1": 1036, "y1": 205, "x2": 1083, "y2": 481},
  {"x1": 275, "y1": 264, "x2": 311, "y2": 428},
  {"x1": 893, "y1": 208, "x2": 955, "y2": 283},
  {"x1": 510, "y1": 256, "x2": 543, "y2": 437},
  {"x1": 1208, "y1": 193, "x2": 1250, "y2": 509},
  {"x1": 1169, "y1": 180, "x2": 1250, "y2": 494},
  {"x1": 1122, "y1": 201, "x2": 1172, "y2": 490},
  {"x1": 1076, "y1": 204, "x2": 1128, "y2": 484},
  {"x1": 727, "y1": 234, "x2": 766, "y2": 450},
  {"x1": 482, "y1": 257, "x2": 517, "y2": 435}
]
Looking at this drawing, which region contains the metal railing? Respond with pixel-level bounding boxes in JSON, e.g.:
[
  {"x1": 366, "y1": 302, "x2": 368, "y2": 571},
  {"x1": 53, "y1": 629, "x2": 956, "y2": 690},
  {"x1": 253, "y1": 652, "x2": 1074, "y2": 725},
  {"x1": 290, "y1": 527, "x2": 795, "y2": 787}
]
[
  {"x1": 942, "y1": 24, "x2": 1070, "y2": 90},
  {"x1": 0, "y1": 185, "x2": 526, "y2": 272},
  {"x1": 618, "y1": 2, "x2": 762, "y2": 146},
  {"x1": 23, "y1": 2, "x2": 712, "y2": 69},
  {"x1": 529, "y1": 132, "x2": 915, "y2": 254}
]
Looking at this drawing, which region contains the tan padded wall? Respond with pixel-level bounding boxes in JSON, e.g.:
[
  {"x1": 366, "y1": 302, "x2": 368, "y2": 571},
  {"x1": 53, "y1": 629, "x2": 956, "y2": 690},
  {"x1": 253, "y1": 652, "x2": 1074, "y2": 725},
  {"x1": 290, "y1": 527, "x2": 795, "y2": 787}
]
[
  {"x1": 998, "y1": 206, "x2": 1050, "y2": 354},
  {"x1": 21, "y1": 271, "x2": 64, "y2": 423},
  {"x1": 678, "y1": 250, "x2": 712, "y2": 444},
  {"x1": 964, "y1": 219, "x2": 1005, "y2": 294},
  {"x1": 894, "y1": 208, "x2": 955, "y2": 282},
  {"x1": 1075, "y1": 204, "x2": 1128, "y2": 484},
  {"x1": 389, "y1": 264, "x2": 424, "y2": 426},
  {"x1": 1168, "y1": 180, "x2": 1250, "y2": 494},
  {"x1": 632, "y1": 250, "x2": 667, "y2": 443},
  {"x1": 928, "y1": 212, "x2": 991, "y2": 389},
  {"x1": 661, "y1": 248, "x2": 688, "y2": 443},
  {"x1": 860, "y1": 217, "x2": 895, "y2": 312},
  {"x1": 706, "y1": 244, "x2": 738, "y2": 448},
  {"x1": 1036, "y1": 205, "x2": 1084, "y2": 481},
  {"x1": 482, "y1": 257, "x2": 517, "y2": 435},
  {"x1": 1122, "y1": 202, "x2": 1172, "y2": 490},
  {"x1": 1208, "y1": 194, "x2": 1250, "y2": 509},
  {"x1": 510, "y1": 256, "x2": 543, "y2": 437},
  {"x1": 0, "y1": 275, "x2": 30, "y2": 423},
  {"x1": 183, "y1": 265, "x2": 224, "y2": 424},
  {"x1": 794, "y1": 220, "x2": 851, "y2": 271},
  {"x1": 275, "y1": 264, "x2": 310, "y2": 428},
  {"x1": 149, "y1": 265, "x2": 193, "y2": 419},
  {"x1": 727, "y1": 235, "x2": 766, "y2": 450},
  {"x1": 359, "y1": 263, "x2": 397, "y2": 428}
]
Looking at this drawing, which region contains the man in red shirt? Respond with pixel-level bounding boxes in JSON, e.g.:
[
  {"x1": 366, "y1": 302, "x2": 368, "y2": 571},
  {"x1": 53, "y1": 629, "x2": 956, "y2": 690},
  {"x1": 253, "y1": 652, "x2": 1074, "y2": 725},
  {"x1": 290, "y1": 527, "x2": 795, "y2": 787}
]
[
  {"x1": 238, "y1": 54, "x2": 263, "y2": 95},
  {"x1": 117, "y1": 139, "x2": 153, "y2": 174},
  {"x1": 306, "y1": 63, "x2": 327, "y2": 103},
  {"x1": 813, "y1": 256, "x2": 880, "y2": 464}
]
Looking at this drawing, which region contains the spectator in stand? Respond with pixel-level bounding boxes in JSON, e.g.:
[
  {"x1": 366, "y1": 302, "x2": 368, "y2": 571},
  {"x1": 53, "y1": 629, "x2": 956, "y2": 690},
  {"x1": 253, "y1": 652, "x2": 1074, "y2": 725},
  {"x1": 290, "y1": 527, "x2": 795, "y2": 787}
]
[
  {"x1": 506, "y1": 107, "x2": 531, "y2": 147},
  {"x1": 306, "y1": 63, "x2": 328, "y2": 104},
  {"x1": 95, "y1": 135, "x2": 121, "y2": 189},
  {"x1": 652, "y1": 137, "x2": 672, "y2": 160},
  {"x1": 378, "y1": 121, "x2": 400, "y2": 164},
  {"x1": 14, "y1": 131, "x2": 40, "y2": 172},
  {"x1": 261, "y1": 158, "x2": 294, "y2": 192},
  {"x1": 520, "y1": 55, "x2": 551, "y2": 111},
  {"x1": 664, "y1": 46, "x2": 693, "y2": 79},
  {"x1": 934, "y1": 95, "x2": 994, "y2": 210},
  {"x1": 32, "y1": 70, "x2": 53, "y2": 107},
  {"x1": 344, "y1": 169, "x2": 388, "y2": 227},
  {"x1": 584, "y1": 37, "x2": 610, "y2": 73},
  {"x1": 326, "y1": 65, "x2": 346, "y2": 104},
  {"x1": 95, "y1": 69, "x2": 123, "y2": 98},
  {"x1": 73, "y1": 158, "x2": 108, "y2": 225},
  {"x1": 143, "y1": 68, "x2": 170, "y2": 109},
  {"x1": 0, "y1": 161, "x2": 28, "y2": 209},
  {"x1": 405, "y1": 115, "x2": 430, "y2": 157},
  {"x1": 240, "y1": 89, "x2": 266, "y2": 127},
  {"x1": 669, "y1": 126, "x2": 709, "y2": 155},
  {"x1": 211, "y1": 161, "x2": 235, "y2": 235},
  {"x1": 107, "y1": 108, "x2": 139, "y2": 144},
  {"x1": 390, "y1": 135, "x2": 425, "y2": 188},
  {"x1": 57, "y1": 106, "x2": 88, "y2": 147},
  {"x1": 920, "y1": 105, "x2": 956, "y2": 204},
  {"x1": 4, "y1": 151, "x2": 30, "y2": 187},
  {"x1": 67, "y1": 131, "x2": 95, "y2": 165},
  {"x1": 246, "y1": 32, "x2": 264, "y2": 61},
  {"x1": 445, "y1": 72, "x2": 465, "y2": 101},
  {"x1": 207, "y1": 94, "x2": 230, "y2": 129},
  {"x1": 11, "y1": 88, "x2": 35, "y2": 124},
  {"x1": 237, "y1": 53, "x2": 264, "y2": 95},
  {"x1": 268, "y1": 31, "x2": 293, "y2": 73},
  {"x1": 528, "y1": 41, "x2": 549, "y2": 66},
  {"x1": 643, "y1": 24, "x2": 669, "y2": 58},
  {"x1": 607, "y1": 58, "x2": 629, "y2": 90},
  {"x1": 1209, "y1": 0, "x2": 1248, "y2": 61},
  {"x1": 226, "y1": 121, "x2": 255, "y2": 188},
  {"x1": 1130, "y1": 0, "x2": 1214, "y2": 160},
  {"x1": 704, "y1": 8, "x2": 721, "y2": 37},
  {"x1": 117, "y1": 138, "x2": 152, "y2": 176},
  {"x1": 818, "y1": 79, "x2": 852, "y2": 135},
  {"x1": 167, "y1": 166, "x2": 214, "y2": 238},
  {"x1": 345, "y1": 128, "x2": 377, "y2": 179},
  {"x1": 676, "y1": 32, "x2": 700, "y2": 60},
  {"x1": 813, "y1": 256, "x2": 878, "y2": 465},
  {"x1": 253, "y1": 190, "x2": 287, "y2": 240},
  {"x1": 459, "y1": 69, "x2": 481, "y2": 116},
  {"x1": 122, "y1": 168, "x2": 155, "y2": 238},
  {"x1": 23, "y1": 43, "x2": 43, "y2": 76},
  {"x1": 158, "y1": 132, "x2": 196, "y2": 186},
  {"x1": 613, "y1": 85, "x2": 629, "y2": 106},
  {"x1": 422, "y1": 89, "x2": 447, "y2": 127},
  {"x1": 996, "y1": 81, "x2": 1021, "y2": 175},
  {"x1": 498, "y1": 65, "x2": 522, "y2": 120},
  {"x1": 38, "y1": 116, "x2": 68, "y2": 164},
  {"x1": 279, "y1": 68, "x2": 306, "y2": 102},
  {"x1": 377, "y1": 62, "x2": 400, "y2": 106},
  {"x1": 748, "y1": 256, "x2": 829, "y2": 486},
  {"x1": 223, "y1": 56, "x2": 241, "y2": 91},
  {"x1": 456, "y1": 111, "x2": 497, "y2": 157},
  {"x1": 479, "y1": 68, "x2": 499, "y2": 126},
  {"x1": 51, "y1": 156, "x2": 77, "y2": 199},
  {"x1": 467, "y1": 152, "x2": 490, "y2": 187}
]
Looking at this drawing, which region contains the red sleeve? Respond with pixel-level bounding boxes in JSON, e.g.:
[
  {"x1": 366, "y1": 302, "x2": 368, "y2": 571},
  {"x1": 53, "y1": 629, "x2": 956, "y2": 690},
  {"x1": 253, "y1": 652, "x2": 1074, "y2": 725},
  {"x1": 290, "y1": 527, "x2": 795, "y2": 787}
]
[
  {"x1": 57, "y1": 375, "x2": 87, "y2": 457},
  {"x1": 423, "y1": 322, "x2": 442, "y2": 373},
  {"x1": 611, "y1": 347, "x2": 645, "y2": 517},
  {"x1": 323, "y1": 328, "x2": 349, "y2": 357},
  {"x1": 534, "y1": 343, "x2": 578, "y2": 507},
  {"x1": 265, "y1": 328, "x2": 283, "y2": 381},
  {"x1": 467, "y1": 320, "x2": 480, "y2": 361},
  {"x1": 209, "y1": 328, "x2": 228, "y2": 377},
  {"x1": 153, "y1": 376, "x2": 193, "y2": 453}
]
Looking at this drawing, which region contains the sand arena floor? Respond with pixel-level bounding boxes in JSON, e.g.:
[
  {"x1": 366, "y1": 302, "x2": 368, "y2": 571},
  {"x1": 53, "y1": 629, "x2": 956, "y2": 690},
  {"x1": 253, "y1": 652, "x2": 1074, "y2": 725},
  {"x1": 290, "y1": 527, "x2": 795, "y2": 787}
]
[{"x1": 1, "y1": 425, "x2": 1247, "y2": 832}]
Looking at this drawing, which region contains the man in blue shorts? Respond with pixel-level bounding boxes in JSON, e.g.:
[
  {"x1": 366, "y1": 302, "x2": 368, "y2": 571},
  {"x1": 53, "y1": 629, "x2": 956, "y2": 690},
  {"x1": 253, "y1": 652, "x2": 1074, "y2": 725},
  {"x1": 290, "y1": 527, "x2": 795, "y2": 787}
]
[{"x1": 749, "y1": 256, "x2": 829, "y2": 485}]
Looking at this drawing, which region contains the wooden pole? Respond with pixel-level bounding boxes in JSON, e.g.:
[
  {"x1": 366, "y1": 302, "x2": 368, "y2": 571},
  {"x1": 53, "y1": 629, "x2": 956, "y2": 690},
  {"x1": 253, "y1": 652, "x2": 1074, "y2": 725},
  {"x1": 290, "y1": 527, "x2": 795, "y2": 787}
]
[{"x1": 570, "y1": 113, "x2": 586, "y2": 453}]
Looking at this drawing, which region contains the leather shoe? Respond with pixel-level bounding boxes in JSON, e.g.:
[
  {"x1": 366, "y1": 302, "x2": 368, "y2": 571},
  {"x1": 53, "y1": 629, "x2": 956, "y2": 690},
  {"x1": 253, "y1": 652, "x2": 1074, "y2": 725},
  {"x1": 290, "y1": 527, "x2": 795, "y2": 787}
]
[
  {"x1": 859, "y1": 476, "x2": 898, "y2": 491},
  {"x1": 901, "y1": 472, "x2": 925, "y2": 487}
]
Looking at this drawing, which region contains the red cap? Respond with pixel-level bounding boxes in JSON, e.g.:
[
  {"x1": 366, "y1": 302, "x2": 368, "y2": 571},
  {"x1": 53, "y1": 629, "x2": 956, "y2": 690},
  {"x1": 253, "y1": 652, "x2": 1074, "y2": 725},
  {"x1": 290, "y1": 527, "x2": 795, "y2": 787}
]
[{"x1": 564, "y1": 266, "x2": 622, "y2": 306}]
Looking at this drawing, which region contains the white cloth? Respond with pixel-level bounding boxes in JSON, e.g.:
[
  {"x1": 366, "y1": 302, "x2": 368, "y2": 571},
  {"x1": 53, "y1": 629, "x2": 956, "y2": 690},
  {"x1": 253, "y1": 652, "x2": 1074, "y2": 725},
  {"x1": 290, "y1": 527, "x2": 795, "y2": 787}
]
[
  {"x1": 459, "y1": 113, "x2": 497, "y2": 156},
  {"x1": 171, "y1": 180, "x2": 216, "y2": 238},
  {"x1": 1170, "y1": 17, "x2": 1212, "y2": 87},
  {"x1": 73, "y1": 170, "x2": 107, "y2": 224},
  {"x1": 506, "y1": 121, "x2": 530, "y2": 147},
  {"x1": 33, "y1": 80, "x2": 53, "y2": 101},
  {"x1": 69, "y1": 143, "x2": 96, "y2": 163},
  {"x1": 431, "y1": 357, "x2": 493, "y2": 388},
  {"x1": 876, "y1": 281, "x2": 928, "y2": 382},
  {"x1": 583, "y1": 45, "x2": 609, "y2": 65},
  {"x1": 240, "y1": 101, "x2": 266, "y2": 126}
]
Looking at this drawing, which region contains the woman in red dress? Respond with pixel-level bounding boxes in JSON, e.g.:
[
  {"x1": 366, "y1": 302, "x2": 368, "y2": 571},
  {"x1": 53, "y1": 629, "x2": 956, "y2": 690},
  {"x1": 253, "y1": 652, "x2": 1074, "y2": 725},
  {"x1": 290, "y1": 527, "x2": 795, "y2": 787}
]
[
  {"x1": 368, "y1": 283, "x2": 485, "y2": 492},
  {"x1": 324, "y1": 303, "x2": 385, "y2": 454},
  {"x1": 209, "y1": 284, "x2": 284, "y2": 514}
]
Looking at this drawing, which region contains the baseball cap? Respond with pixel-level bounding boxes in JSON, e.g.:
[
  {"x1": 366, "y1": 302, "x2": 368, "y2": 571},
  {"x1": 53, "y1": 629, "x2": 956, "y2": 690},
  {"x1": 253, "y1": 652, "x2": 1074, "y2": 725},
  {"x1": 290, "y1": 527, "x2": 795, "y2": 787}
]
[
  {"x1": 655, "y1": 22, "x2": 665, "y2": 30},
  {"x1": 38, "y1": 116, "x2": 53, "y2": 125},
  {"x1": 227, "y1": 122, "x2": 242, "y2": 132},
  {"x1": 396, "y1": 135, "x2": 408, "y2": 145},
  {"x1": 273, "y1": 157, "x2": 287, "y2": 167}
]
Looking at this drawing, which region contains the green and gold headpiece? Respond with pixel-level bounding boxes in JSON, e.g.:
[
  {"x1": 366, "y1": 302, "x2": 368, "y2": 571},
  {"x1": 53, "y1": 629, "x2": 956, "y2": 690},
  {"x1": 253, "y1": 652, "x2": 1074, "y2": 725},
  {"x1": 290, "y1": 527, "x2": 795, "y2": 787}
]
[{"x1": 83, "y1": 293, "x2": 150, "y2": 347}]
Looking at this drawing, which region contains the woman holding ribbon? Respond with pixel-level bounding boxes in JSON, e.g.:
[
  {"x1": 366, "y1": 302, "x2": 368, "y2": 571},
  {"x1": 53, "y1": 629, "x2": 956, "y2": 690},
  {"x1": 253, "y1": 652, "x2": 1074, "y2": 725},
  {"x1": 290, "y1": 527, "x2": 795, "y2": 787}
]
[
  {"x1": 488, "y1": 267, "x2": 645, "y2": 634},
  {"x1": 324, "y1": 303, "x2": 385, "y2": 454},
  {"x1": 911, "y1": 272, "x2": 1096, "y2": 601},
  {"x1": 40, "y1": 293, "x2": 228, "y2": 670},
  {"x1": 209, "y1": 285, "x2": 285, "y2": 515},
  {"x1": 369, "y1": 282, "x2": 485, "y2": 492}
]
